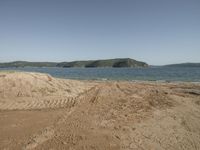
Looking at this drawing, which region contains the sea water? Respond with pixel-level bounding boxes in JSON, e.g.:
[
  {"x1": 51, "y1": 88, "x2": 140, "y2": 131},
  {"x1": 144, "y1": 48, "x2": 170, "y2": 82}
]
[{"x1": 0, "y1": 67, "x2": 200, "y2": 82}]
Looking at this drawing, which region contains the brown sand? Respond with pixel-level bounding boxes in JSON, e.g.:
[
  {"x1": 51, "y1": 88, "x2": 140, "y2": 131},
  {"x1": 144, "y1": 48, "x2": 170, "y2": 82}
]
[{"x1": 0, "y1": 72, "x2": 200, "y2": 150}]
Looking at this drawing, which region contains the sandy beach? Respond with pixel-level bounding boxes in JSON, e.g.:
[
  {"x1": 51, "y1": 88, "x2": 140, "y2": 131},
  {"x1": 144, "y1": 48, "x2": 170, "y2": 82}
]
[{"x1": 0, "y1": 72, "x2": 200, "y2": 150}]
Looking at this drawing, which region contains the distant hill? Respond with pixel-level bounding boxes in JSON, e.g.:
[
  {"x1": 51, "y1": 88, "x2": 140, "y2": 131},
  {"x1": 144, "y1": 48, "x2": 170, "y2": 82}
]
[
  {"x1": 164, "y1": 63, "x2": 200, "y2": 67},
  {"x1": 0, "y1": 61, "x2": 57, "y2": 68},
  {"x1": 0, "y1": 58, "x2": 148, "y2": 68},
  {"x1": 57, "y1": 58, "x2": 148, "y2": 68}
]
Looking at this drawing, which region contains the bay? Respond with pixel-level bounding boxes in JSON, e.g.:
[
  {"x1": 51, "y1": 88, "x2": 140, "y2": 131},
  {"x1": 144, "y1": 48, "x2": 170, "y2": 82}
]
[{"x1": 0, "y1": 67, "x2": 200, "y2": 82}]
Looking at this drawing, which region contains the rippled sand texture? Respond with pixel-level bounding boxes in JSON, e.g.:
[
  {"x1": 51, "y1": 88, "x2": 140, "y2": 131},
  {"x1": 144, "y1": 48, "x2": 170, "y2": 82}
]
[{"x1": 0, "y1": 72, "x2": 200, "y2": 150}]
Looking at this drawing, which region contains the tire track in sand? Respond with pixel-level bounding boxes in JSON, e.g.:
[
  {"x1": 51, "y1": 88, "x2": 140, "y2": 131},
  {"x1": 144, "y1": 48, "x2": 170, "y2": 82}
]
[
  {"x1": 0, "y1": 97, "x2": 77, "y2": 110},
  {"x1": 22, "y1": 86, "x2": 99, "y2": 150}
]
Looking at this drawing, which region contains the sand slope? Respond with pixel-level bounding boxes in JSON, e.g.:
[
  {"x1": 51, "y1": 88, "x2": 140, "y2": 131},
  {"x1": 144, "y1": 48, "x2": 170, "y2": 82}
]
[
  {"x1": 0, "y1": 72, "x2": 93, "y2": 110},
  {"x1": 0, "y1": 72, "x2": 200, "y2": 150}
]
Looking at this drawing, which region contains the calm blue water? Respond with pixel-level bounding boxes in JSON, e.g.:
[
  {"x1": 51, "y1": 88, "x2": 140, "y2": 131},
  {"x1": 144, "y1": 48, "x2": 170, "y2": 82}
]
[{"x1": 0, "y1": 67, "x2": 200, "y2": 82}]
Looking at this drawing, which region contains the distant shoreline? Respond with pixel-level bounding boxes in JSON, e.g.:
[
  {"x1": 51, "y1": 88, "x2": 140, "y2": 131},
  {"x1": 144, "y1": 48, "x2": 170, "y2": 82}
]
[{"x1": 0, "y1": 58, "x2": 148, "y2": 68}]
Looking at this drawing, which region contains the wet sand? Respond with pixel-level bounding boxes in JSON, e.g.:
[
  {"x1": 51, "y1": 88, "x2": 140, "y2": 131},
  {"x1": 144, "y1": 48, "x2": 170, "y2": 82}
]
[{"x1": 0, "y1": 72, "x2": 200, "y2": 150}]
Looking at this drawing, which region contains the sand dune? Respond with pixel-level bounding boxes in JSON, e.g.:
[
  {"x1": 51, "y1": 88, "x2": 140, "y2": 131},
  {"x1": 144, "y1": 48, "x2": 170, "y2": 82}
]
[
  {"x1": 0, "y1": 72, "x2": 200, "y2": 150},
  {"x1": 0, "y1": 72, "x2": 93, "y2": 110}
]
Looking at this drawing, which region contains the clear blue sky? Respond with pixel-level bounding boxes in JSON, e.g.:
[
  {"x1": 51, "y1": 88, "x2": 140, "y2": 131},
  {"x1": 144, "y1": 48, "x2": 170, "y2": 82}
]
[{"x1": 0, "y1": 0, "x2": 200, "y2": 65}]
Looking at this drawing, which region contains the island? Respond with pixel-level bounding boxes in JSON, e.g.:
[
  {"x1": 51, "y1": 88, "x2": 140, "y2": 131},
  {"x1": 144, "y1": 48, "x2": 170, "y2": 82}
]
[
  {"x1": 0, "y1": 58, "x2": 148, "y2": 68},
  {"x1": 164, "y1": 63, "x2": 200, "y2": 67}
]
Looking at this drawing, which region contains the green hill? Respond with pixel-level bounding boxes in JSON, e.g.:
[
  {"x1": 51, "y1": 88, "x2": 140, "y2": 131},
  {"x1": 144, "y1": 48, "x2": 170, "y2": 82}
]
[
  {"x1": 0, "y1": 58, "x2": 148, "y2": 68},
  {"x1": 57, "y1": 58, "x2": 148, "y2": 68}
]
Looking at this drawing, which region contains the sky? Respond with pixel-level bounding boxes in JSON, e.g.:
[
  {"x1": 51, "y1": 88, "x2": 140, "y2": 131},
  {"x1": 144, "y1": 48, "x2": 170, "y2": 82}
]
[{"x1": 0, "y1": 0, "x2": 200, "y2": 65}]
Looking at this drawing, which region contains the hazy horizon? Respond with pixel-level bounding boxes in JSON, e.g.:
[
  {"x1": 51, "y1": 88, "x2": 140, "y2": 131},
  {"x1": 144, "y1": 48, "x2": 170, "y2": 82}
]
[{"x1": 0, "y1": 0, "x2": 200, "y2": 65}]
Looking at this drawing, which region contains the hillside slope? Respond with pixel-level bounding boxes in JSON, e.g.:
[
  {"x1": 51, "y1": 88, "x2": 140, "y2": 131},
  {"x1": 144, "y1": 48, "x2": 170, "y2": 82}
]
[{"x1": 58, "y1": 58, "x2": 148, "y2": 68}]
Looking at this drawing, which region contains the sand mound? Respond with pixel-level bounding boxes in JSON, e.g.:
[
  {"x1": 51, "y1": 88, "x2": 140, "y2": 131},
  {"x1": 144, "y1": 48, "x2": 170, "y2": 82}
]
[{"x1": 0, "y1": 72, "x2": 93, "y2": 110}]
